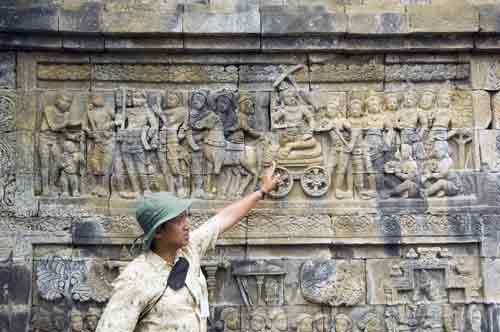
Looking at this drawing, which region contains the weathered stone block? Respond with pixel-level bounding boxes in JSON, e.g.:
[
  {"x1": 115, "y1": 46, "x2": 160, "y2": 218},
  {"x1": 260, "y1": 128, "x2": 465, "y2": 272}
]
[
  {"x1": 184, "y1": 36, "x2": 260, "y2": 51},
  {"x1": 60, "y1": 2, "x2": 102, "y2": 33},
  {"x1": 183, "y1": 8, "x2": 260, "y2": 34},
  {"x1": 0, "y1": 7, "x2": 59, "y2": 32},
  {"x1": 408, "y1": 1, "x2": 479, "y2": 33},
  {"x1": 261, "y1": 6, "x2": 347, "y2": 35},
  {"x1": 479, "y1": 4, "x2": 500, "y2": 33},
  {"x1": 0, "y1": 52, "x2": 16, "y2": 89},
  {"x1": 347, "y1": 5, "x2": 408, "y2": 35},
  {"x1": 102, "y1": 0, "x2": 181, "y2": 33}
]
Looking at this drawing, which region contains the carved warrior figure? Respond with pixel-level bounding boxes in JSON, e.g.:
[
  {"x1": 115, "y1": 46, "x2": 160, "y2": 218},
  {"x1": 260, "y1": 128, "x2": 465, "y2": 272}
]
[
  {"x1": 117, "y1": 90, "x2": 157, "y2": 199},
  {"x1": 335, "y1": 97, "x2": 376, "y2": 200},
  {"x1": 365, "y1": 90, "x2": 392, "y2": 171},
  {"x1": 84, "y1": 94, "x2": 121, "y2": 197},
  {"x1": 154, "y1": 91, "x2": 191, "y2": 197},
  {"x1": 394, "y1": 89, "x2": 428, "y2": 162},
  {"x1": 188, "y1": 90, "x2": 215, "y2": 199},
  {"x1": 59, "y1": 141, "x2": 84, "y2": 197},
  {"x1": 39, "y1": 92, "x2": 78, "y2": 196}
]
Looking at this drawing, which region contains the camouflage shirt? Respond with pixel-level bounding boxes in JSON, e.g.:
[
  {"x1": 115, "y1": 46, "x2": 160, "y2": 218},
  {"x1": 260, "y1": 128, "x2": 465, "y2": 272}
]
[{"x1": 96, "y1": 217, "x2": 220, "y2": 332}]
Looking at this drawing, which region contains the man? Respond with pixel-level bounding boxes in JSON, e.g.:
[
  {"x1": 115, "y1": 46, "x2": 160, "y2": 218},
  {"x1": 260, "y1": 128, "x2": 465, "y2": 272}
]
[{"x1": 96, "y1": 165, "x2": 280, "y2": 332}]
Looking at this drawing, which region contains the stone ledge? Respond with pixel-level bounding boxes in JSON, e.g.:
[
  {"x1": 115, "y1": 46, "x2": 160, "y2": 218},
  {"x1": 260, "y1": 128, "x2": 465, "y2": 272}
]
[{"x1": 0, "y1": 3, "x2": 492, "y2": 37}]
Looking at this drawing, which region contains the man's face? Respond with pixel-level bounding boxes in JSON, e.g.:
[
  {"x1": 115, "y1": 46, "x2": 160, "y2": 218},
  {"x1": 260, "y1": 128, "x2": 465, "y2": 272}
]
[
  {"x1": 250, "y1": 314, "x2": 266, "y2": 332},
  {"x1": 335, "y1": 319, "x2": 350, "y2": 332},
  {"x1": 349, "y1": 101, "x2": 363, "y2": 118},
  {"x1": 216, "y1": 97, "x2": 231, "y2": 112},
  {"x1": 133, "y1": 93, "x2": 147, "y2": 107},
  {"x1": 56, "y1": 95, "x2": 72, "y2": 112},
  {"x1": 366, "y1": 99, "x2": 381, "y2": 114},
  {"x1": 192, "y1": 94, "x2": 206, "y2": 110},
  {"x1": 154, "y1": 211, "x2": 190, "y2": 249},
  {"x1": 385, "y1": 95, "x2": 399, "y2": 112},
  {"x1": 420, "y1": 93, "x2": 434, "y2": 110},
  {"x1": 71, "y1": 315, "x2": 83, "y2": 331},
  {"x1": 404, "y1": 93, "x2": 417, "y2": 108},
  {"x1": 166, "y1": 93, "x2": 180, "y2": 108},
  {"x1": 241, "y1": 100, "x2": 254, "y2": 115},
  {"x1": 365, "y1": 319, "x2": 379, "y2": 332},
  {"x1": 92, "y1": 95, "x2": 105, "y2": 108}
]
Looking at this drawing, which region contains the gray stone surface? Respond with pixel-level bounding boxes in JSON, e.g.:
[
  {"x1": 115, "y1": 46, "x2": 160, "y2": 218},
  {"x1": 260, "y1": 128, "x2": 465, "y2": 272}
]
[{"x1": 3, "y1": 2, "x2": 500, "y2": 332}]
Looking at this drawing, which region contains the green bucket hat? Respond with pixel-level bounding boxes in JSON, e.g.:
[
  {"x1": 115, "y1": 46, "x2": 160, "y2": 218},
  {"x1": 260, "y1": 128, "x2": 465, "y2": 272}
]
[{"x1": 135, "y1": 192, "x2": 192, "y2": 250}]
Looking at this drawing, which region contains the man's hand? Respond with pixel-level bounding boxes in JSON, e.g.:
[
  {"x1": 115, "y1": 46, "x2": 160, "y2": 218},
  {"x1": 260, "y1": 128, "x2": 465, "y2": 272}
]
[{"x1": 260, "y1": 162, "x2": 281, "y2": 194}]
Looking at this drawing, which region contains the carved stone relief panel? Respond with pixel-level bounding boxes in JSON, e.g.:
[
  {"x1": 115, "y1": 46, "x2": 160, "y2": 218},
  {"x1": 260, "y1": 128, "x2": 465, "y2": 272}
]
[{"x1": 367, "y1": 247, "x2": 482, "y2": 305}]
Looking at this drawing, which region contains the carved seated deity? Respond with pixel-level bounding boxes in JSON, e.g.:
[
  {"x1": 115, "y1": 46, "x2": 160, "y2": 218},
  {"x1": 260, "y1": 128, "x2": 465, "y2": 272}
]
[
  {"x1": 384, "y1": 144, "x2": 420, "y2": 198},
  {"x1": 422, "y1": 141, "x2": 461, "y2": 198},
  {"x1": 272, "y1": 89, "x2": 322, "y2": 164}
]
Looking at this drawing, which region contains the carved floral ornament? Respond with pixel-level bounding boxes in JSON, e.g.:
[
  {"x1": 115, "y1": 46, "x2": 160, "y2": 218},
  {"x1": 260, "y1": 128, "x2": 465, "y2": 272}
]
[{"x1": 31, "y1": 70, "x2": 480, "y2": 202}]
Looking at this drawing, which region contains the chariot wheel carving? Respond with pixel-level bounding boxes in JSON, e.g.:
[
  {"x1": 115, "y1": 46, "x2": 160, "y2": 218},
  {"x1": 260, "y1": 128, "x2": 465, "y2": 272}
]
[
  {"x1": 300, "y1": 166, "x2": 330, "y2": 197},
  {"x1": 268, "y1": 167, "x2": 294, "y2": 198}
]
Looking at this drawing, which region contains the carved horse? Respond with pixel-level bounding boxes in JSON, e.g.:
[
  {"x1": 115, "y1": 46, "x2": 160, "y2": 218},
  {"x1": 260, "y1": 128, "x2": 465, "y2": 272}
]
[{"x1": 194, "y1": 111, "x2": 275, "y2": 198}]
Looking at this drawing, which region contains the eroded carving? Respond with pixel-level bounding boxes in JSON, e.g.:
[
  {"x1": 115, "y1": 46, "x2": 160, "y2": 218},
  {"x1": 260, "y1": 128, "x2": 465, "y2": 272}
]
[{"x1": 300, "y1": 260, "x2": 365, "y2": 306}]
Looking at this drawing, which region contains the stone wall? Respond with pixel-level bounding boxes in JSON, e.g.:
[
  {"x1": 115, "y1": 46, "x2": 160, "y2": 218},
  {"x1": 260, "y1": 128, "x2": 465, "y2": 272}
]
[{"x1": 2, "y1": 0, "x2": 500, "y2": 332}]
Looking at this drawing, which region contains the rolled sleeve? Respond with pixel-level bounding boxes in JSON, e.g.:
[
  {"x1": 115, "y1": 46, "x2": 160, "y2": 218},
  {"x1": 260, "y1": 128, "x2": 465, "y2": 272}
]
[
  {"x1": 189, "y1": 216, "x2": 220, "y2": 258},
  {"x1": 95, "y1": 277, "x2": 147, "y2": 332}
]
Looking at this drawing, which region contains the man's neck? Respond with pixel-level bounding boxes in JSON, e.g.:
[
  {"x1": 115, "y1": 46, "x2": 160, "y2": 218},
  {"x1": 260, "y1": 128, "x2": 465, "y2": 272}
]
[{"x1": 153, "y1": 246, "x2": 179, "y2": 265}]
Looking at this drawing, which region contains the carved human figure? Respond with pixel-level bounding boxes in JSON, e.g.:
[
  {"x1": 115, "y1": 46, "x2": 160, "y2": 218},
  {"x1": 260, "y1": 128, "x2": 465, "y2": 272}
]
[
  {"x1": 383, "y1": 92, "x2": 401, "y2": 159},
  {"x1": 443, "y1": 305, "x2": 464, "y2": 332},
  {"x1": 232, "y1": 95, "x2": 262, "y2": 143},
  {"x1": 154, "y1": 91, "x2": 191, "y2": 197},
  {"x1": 84, "y1": 94, "x2": 121, "y2": 197},
  {"x1": 249, "y1": 308, "x2": 268, "y2": 332},
  {"x1": 264, "y1": 278, "x2": 281, "y2": 306},
  {"x1": 117, "y1": 90, "x2": 157, "y2": 199},
  {"x1": 270, "y1": 308, "x2": 288, "y2": 332},
  {"x1": 365, "y1": 91, "x2": 391, "y2": 171},
  {"x1": 312, "y1": 313, "x2": 329, "y2": 332},
  {"x1": 357, "y1": 312, "x2": 381, "y2": 332},
  {"x1": 418, "y1": 90, "x2": 436, "y2": 154},
  {"x1": 335, "y1": 97, "x2": 376, "y2": 200},
  {"x1": 384, "y1": 307, "x2": 399, "y2": 332},
  {"x1": 39, "y1": 92, "x2": 74, "y2": 196},
  {"x1": 384, "y1": 144, "x2": 420, "y2": 198},
  {"x1": 214, "y1": 90, "x2": 239, "y2": 141},
  {"x1": 296, "y1": 314, "x2": 314, "y2": 332},
  {"x1": 272, "y1": 88, "x2": 319, "y2": 160},
  {"x1": 59, "y1": 141, "x2": 84, "y2": 197},
  {"x1": 429, "y1": 87, "x2": 454, "y2": 143},
  {"x1": 423, "y1": 141, "x2": 460, "y2": 197},
  {"x1": 469, "y1": 306, "x2": 482, "y2": 332},
  {"x1": 84, "y1": 308, "x2": 101, "y2": 332},
  {"x1": 395, "y1": 89, "x2": 428, "y2": 162},
  {"x1": 333, "y1": 314, "x2": 352, "y2": 332},
  {"x1": 413, "y1": 270, "x2": 439, "y2": 302},
  {"x1": 71, "y1": 310, "x2": 84, "y2": 332},
  {"x1": 188, "y1": 90, "x2": 215, "y2": 199},
  {"x1": 221, "y1": 308, "x2": 240, "y2": 332}
]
